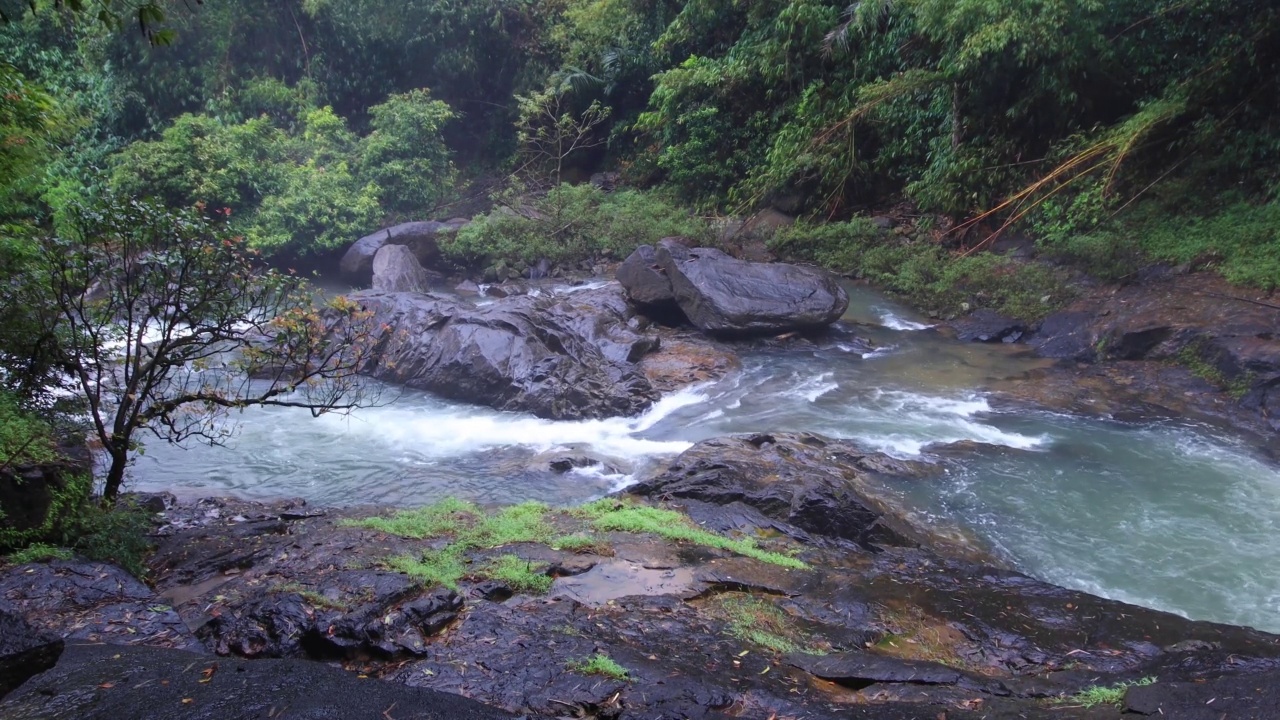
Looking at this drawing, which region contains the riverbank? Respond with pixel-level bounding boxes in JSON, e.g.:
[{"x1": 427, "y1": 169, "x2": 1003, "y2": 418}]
[{"x1": 5, "y1": 433, "x2": 1280, "y2": 718}]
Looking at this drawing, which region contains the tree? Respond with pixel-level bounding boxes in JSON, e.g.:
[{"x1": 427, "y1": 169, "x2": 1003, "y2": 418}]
[{"x1": 40, "y1": 197, "x2": 384, "y2": 502}]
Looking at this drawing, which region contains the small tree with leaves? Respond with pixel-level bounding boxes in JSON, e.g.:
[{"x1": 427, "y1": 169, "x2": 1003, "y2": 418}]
[{"x1": 41, "y1": 198, "x2": 383, "y2": 502}]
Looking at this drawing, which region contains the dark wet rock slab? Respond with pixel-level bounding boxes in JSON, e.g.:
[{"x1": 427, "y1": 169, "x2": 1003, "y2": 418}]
[
  {"x1": 952, "y1": 309, "x2": 1026, "y2": 343},
  {"x1": 0, "y1": 560, "x2": 199, "y2": 651},
  {"x1": 0, "y1": 642, "x2": 515, "y2": 720},
  {"x1": 0, "y1": 607, "x2": 63, "y2": 699},
  {"x1": 1123, "y1": 668, "x2": 1280, "y2": 719}
]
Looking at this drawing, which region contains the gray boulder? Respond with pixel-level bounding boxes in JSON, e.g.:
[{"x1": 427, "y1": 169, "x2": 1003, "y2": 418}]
[
  {"x1": 615, "y1": 243, "x2": 677, "y2": 309},
  {"x1": 647, "y1": 240, "x2": 849, "y2": 336},
  {"x1": 344, "y1": 286, "x2": 662, "y2": 420},
  {"x1": 339, "y1": 220, "x2": 467, "y2": 285},
  {"x1": 371, "y1": 244, "x2": 432, "y2": 294}
]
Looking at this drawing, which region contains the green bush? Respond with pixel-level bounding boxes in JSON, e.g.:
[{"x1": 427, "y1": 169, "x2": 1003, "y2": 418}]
[
  {"x1": 772, "y1": 219, "x2": 1071, "y2": 320},
  {"x1": 360, "y1": 90, "x2": 456, "y2": 217},
  {"x1": 444, "y1": 185, "x2": 713, "y2": 273}
]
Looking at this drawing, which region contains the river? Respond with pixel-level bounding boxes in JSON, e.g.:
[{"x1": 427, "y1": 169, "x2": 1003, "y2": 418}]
[{"x1": 130, "y1": 282, "x2": 1280, "y2": 634}]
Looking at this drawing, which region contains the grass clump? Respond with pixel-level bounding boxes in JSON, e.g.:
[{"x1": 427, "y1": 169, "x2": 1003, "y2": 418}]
[
  {"x1": 6, "y1": 542, "x2": 72, "y2": 564},
  {"x1": 566, "y1": 653, "x2": 630, "y2": 681},
  {"x1": 387, "y1": 549, "x2": 468, "y2": 589},
  {"x1": 702, "y1": 593, "x2": 827, "y2": 655},
  {"x1": 355, "y1": 499, "x2": 554, "y2": 592},
  {"x1": 577, "y1": 499, "x2": 807, "y2": 570},
  {"x1": 551, "y1": 533, "x2": 612, "y2": 555},
  {"x1": 1173, "y1": 339, "x2": 1253, "y2": 399},
  {"x1": 482, "y1": 554, "x2": 553, "y2": 594},
  {"x1": 1058, "y1": 677, "x2": 1156, "y2": 708}
]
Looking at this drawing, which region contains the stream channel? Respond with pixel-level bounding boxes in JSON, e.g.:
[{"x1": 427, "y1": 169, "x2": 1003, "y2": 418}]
[{"x1": 130, "y1": 282, "x2": 1280, "y2": 634}]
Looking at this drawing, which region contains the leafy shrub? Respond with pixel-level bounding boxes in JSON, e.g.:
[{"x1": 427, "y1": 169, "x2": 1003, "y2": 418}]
[
  {"x1": 360, "y1": 90, "x2": 456, "y2": 216},
  {"x1": 246, "y1": 159, "x2": 381, "y2": 256},
  {"x1": 444, "y1": 185, "x2": 713, "y2": 273},
  {"x1": 773, "y1": 219, "x2": 1072, "y2": 320}
]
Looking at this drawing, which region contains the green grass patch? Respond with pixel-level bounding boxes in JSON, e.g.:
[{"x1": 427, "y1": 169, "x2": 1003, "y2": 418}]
[
  {"x1": 566, "y1": 653, "x2": 630, "y2": 681},
  {"x1": 577, "y1": 499, "x2": 807, "y2": 570},
  {"x1": 345, "y1": 499, "x2": 552, "y2": 546},
  {"x1": 1173, "y1": 340, "x2": 1253, "y2": 399},
  {"x1": 551, "y1": 533, "x2": 612, "y2": 554},
  {"x1": 481, "y1": 554, "x2": 553, "y2": 594},
  {"x1": 6, "y1": 542, "x2": 72, "y2": 564},
  {"x1": 702, "y1": 593, "x2": 827, "y2": 655},
  {"x1": 1057, "y1": 677, "x2": 1156, "y2": 708},
  {"x1": 386, "y1": 548, "x2": 469, "y2": 590}
]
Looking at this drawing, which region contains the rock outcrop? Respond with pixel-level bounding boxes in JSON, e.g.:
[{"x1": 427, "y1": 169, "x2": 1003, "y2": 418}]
[
  {"x1": 617, "y1": 239, "x2": 849, "y2": 336},
  {"x1": 371, "y1": 244, "x2": 433, "y2": 294},
  {"x1": 0, "y1": 643, "x2": 515, "y2": 720},
  {"x1": 0, "y1": 608, "x2": 62, "y2": 700},
  {"x1": 339, "y1": 219, "x2": 466, "y2": 285},
  {"x1": 344, "y1": 284, "x2": 735, "y2": 420}
]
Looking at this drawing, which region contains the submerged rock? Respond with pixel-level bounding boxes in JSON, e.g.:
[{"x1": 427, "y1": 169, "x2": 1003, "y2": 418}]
[
  {"x1": 617, "y1": 239, "x2": 849, "y2": 336},
  {"x1": 371, "y1": 244, "x2": 433, "y2": 294},
  {"x1": 343, "y1": 284, "x2": 733, "y2": 420}
]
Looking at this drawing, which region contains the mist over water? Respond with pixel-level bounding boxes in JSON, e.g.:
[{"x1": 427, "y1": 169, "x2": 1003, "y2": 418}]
[{"x1": 132, "y1": 283, "x2": 1280, "y2": 633}]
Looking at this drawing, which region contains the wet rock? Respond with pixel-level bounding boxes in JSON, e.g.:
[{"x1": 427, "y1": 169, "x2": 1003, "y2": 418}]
[
  {"x1": 0, "y1": 560, "x2": 200, "y2": 651},
  {"x1": 0, "y1": 643, "x2": 515, "y2": 720},
  {"x1": 1124, "y1": 669, "x2": 1280, "y2": 719},
  {"x1": 371, "y1": 244, "x2": 433, "y2": 294},
  {"x1": 952, "y1": 309, "x2": 1026, "y2": 343},
  {"x1": 615, "y1": 243, "x2": 678, "y2": 312},
  {"x1": 1028, "y1": 310, "x2": 1096, "y2": 360},
  {"x1": 785, "y1": 651, "x2": 965, "y2": 688},
  {"x1": 345, "y1": 286, "x2": 671, "y2": 420},
  {"x1": 339, "y1": 220, "x2": 463, "y2": 285},
  {"x1": 635, "y1": 239, "x2": 848, "y2": 337},
  {"x1": 629, "y1": 433, "x2": 937, "y2": 550},
  {"x1": 525, "y1": 449, "x2": 621, "y2": 475},
  {"x1": 0, "y1": 608, "x2": 62, "y2": 699}
]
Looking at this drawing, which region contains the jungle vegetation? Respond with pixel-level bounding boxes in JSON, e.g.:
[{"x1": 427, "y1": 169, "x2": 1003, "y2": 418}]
[{"x1": 0, "y1": 0, "x2": 1276, "y2": 556}]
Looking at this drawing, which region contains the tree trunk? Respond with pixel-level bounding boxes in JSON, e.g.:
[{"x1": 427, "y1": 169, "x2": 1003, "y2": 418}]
[{"x1": 103, "y1": 450, "x2": 127, "y2": 504}]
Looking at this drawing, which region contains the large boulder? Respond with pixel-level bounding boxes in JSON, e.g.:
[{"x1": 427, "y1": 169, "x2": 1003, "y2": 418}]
[
  {"x1": 615, "y1": 243, "x2": 676, "y2": 309},
  {"x1": 628, "y1": 433, "x2": 955, "y2": 551},
  {"x1": 371, "y1": 244, "x2": 432, "y2": 294},
  {"x1": 620, "y1": 239, "x2": 849, "y2": 337},
  {"x1": 339, "y1": 220, "x2": 466, "y2": 285},
  {"x1": 344, "y1": 284, "x2": 733, "y2": 420}
]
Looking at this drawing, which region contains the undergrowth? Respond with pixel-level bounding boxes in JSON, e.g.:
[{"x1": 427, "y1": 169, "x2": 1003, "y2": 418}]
[
  {"x1": 770, "y1": 220, "x2": 1071, "y2": 321},
  {"x1": 443, "y1": 184, "x2": 714, "y2": 276}
]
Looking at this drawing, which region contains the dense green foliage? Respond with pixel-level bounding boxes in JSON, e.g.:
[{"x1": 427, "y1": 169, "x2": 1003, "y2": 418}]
[{"x1": 1, "y1": 0, "x2": 1278, "y2": 564}]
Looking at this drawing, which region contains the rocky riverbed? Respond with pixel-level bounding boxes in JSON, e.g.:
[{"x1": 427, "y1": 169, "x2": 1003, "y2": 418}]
[
  {"x1": 4, "y1": 433, "x2": 1280, "y2": 718},
  {"x1": 4, "y1": 240, "x2": 1279, "y2": 719}
]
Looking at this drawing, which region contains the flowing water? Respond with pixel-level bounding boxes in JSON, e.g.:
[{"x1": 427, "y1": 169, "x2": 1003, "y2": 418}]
[{"x1": 131, "y1": 282, "x2": 1280, "y2": 633}]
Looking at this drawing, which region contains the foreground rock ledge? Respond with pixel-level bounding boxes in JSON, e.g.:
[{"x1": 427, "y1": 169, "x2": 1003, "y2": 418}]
[{"x1": 4, "y1": 434, "x2": 1279, "y2": 719}]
